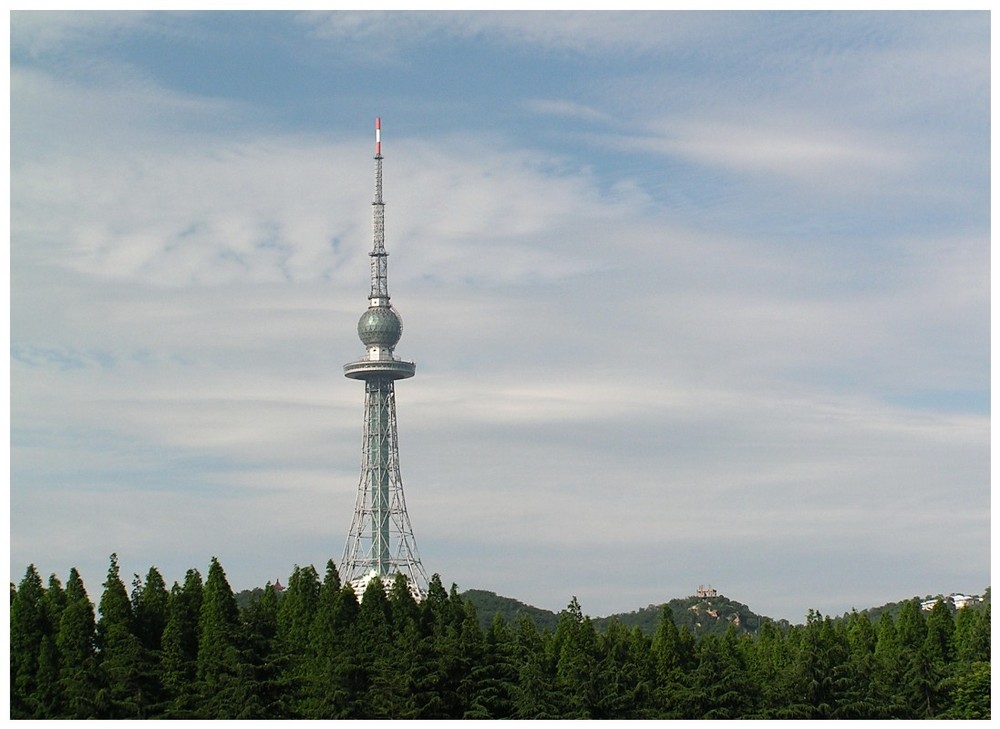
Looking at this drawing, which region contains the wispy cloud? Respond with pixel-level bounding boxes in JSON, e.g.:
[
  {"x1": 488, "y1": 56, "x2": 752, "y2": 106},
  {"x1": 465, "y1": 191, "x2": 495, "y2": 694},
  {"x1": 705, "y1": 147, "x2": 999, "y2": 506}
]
[{"x1": 11, "y1": 11, "x2": 988, "y2": 619}]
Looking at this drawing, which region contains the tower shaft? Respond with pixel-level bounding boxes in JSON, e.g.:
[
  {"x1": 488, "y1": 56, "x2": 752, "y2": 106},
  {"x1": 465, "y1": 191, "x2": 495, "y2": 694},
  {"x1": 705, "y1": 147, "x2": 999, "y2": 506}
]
[
  {"x1": 370, "y1": 149, "x2": 388, "y2": 301},
  {"x1": 340, "y1": 118, "x2": 427, "y2": 599},
  {"x1": 340, "y1": 376, "x2": 424, "y2": 591}
]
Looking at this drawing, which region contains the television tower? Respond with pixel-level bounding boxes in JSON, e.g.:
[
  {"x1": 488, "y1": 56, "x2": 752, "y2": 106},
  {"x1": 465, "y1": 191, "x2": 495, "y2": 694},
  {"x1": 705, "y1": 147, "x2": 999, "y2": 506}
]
[{"x1": 340, "y1": 117, "x2": 429, "y2": 599}]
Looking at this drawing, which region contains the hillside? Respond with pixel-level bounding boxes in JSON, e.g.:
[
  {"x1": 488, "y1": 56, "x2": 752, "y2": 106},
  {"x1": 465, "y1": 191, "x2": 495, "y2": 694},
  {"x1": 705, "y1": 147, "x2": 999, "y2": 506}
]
[
  {"x1": 232, "y1": 580, "x2": 990, "y2": 640},
  {"x1": 462, "y1": 589, "x2": 781, "y2": 638},
  {"x1": 461, "y1": 587, "x2": 989, "y2": 639}
]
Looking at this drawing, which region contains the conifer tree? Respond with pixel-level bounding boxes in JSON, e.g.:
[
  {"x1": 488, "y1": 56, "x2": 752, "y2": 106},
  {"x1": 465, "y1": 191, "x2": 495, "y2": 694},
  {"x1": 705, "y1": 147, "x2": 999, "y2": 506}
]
[
  {"x1": 195, "y1": 557, "x2": 242, "y2": 717},
  {"x1": 95, "y1": 554, "x2": 149, "y2": 718},
  {"x1": 134, "y1": 567, "x2": 170, "y2": 652},
  {"x1": 56, "y1": 568, "x2": 98, "y2": 719},
  {"x1": 160, "y1": 569, "x2": 203, "y2": 716},
  {"x1": 306, "y1": 562, "x2": 359, "y2": 719},
  {"x1": 833, "y1": 610, "x2": 881, "y2": 718},
  {"x1": 275, "y1": 564, "x2": 321, "y2": 715},
  {"x1": 277, "y1": 564, "x2": 321, "y2": 650},
  {"x1": 33, "y1": 574, "x2": 67, "y2": 717},
  {"x1": 357, "y1": 576, "x2": 413, "y2": 718},
  {"x1": 509, "y1": 613, "x2": 560, "y2": 719},
  {"x1": 650, "y1": 604, "x2": 696, "y2": 717},
  {"x1": 552, "y1": 596, "x2": 601, "y2": 718},
  {"x1": 595, "y1": 620, "x2": 654, "y2": 718},
  {"x1": 953, "y1": 602, "x2": 989, "y2": 664},
  {"x1": 742, "y1": 620, "x2": 793, "y2": 717},
  {"x1": 465, "y1": 613, "x2": 518, "y2": 719},
  {"x1": 896, "y1": 599, "x2": 935, "y2": 718},
  {"x1": 10, "y1": 565, "x2": 48, "y2": 718},
  {"x1": 241, "y1": 581, "x2": 284, "y2": 718},
  {"x1": 692, "y1": 627, "x2": 753, "y2": 719}
]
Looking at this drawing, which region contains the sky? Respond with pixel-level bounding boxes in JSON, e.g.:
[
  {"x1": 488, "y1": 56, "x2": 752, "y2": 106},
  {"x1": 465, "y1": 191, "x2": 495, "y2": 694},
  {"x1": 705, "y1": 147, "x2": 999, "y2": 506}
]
[{"x1": 9, "y1": 10, "x2": 990, "y2": 622}]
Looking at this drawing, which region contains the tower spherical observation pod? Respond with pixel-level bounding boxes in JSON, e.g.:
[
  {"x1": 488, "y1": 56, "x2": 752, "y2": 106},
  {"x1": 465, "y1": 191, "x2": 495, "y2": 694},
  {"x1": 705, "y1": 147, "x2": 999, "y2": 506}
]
[{"x1": 357, "y1": 306, "x2": 403, "y2": 348}]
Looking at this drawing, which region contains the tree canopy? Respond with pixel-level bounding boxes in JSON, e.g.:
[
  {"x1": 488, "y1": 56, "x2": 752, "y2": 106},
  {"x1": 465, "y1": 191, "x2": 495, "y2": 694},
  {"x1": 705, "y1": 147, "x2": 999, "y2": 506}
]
[{"x1": 9, "y1": 557, "x2": 990, "y2": 719}]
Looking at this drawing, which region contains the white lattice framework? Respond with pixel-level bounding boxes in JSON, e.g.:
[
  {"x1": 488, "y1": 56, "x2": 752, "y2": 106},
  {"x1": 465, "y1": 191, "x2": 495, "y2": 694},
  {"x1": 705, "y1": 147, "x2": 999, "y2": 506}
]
[{"x1": 339, "y1": 118, "x2": 428, "y2": 600}]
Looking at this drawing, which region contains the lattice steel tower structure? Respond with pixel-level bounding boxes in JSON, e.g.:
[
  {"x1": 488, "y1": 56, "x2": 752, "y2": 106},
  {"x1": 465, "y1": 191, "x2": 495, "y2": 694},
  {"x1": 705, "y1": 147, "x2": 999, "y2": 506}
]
[{"x1": 340, "y1": 118, "x2": 429, "y2": 599}]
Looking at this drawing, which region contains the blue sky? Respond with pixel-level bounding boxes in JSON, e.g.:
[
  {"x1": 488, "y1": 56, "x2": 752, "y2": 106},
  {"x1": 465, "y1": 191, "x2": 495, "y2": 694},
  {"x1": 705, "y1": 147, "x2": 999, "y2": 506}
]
[{"x1": 10, "y1": 10, "x2": 990, "y2": 621}]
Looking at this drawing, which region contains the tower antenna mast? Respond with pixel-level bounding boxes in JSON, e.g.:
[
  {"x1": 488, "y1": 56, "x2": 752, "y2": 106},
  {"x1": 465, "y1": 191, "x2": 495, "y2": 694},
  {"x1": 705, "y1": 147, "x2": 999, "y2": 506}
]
[{"x1": 341, "y1": 117, "x2": 429, "y2": 599}]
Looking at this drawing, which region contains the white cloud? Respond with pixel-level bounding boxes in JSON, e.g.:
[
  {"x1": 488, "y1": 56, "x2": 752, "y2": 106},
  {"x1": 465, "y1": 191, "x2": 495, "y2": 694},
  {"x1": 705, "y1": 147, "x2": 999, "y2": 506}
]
[
  {"x1": 10, "y1": 11, "x2": 988, "y2": 620},
  {"x1": 297, "y1": 10, "x2": 720, "y2": 58}
]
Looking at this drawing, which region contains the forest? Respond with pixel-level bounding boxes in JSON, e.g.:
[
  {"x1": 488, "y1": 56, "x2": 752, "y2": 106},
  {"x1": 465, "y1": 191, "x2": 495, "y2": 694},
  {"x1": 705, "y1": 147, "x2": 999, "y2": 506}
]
[{"x1": 10, "y1": 555, "x2": 990, "y2": 720}]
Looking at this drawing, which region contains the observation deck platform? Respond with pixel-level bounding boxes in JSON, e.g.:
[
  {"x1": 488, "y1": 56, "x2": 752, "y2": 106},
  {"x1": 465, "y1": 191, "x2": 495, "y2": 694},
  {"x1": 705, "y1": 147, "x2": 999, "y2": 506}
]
[{"x1": 344, "y1": 357, "x2": 415, "y2": 381}]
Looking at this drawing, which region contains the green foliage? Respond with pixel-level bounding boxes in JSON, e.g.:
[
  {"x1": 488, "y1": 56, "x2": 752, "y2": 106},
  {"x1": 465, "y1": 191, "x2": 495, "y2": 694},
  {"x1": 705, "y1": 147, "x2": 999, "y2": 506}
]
[
  {"x1": 11, "y1": 565, "x2": 47, "y2": 718},
  {"x1": 9, "y1": 561, "x2": 991, "y2": 719},
  {"x1": 57, "y1": 568, "x2": 98, "y2": 718}
]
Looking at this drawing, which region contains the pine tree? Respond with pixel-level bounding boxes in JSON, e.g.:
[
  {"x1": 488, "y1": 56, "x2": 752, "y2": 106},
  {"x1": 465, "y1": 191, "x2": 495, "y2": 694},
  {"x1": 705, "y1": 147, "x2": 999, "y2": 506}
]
[
  {"x1": 356, "y1": 576, "x2": 412, "y2": 718},
  {"x1": 306, "y1": 562, "x2": 359, "y2": 718},
  {"x1": 277, "y1": 564, "x2": 321, "y2": 650},
  {"x1": 195, "y1": 557, "x2": 243, "y2": 718},
  {"x1": 953, "y1": 602, "x2": 989, "y2": 664},
  {"x1": 134, "y1": 567, "x2": 170, "y2": 652},
  {"x1": 832, "y1": 610, "x2": 881, "y2": 718},
  {"x1": 95, "y1": 554, "x2": 149, "y2": 718},
  {"x1": 241, "y1": 581, "x2": 285, "y2": 718},
  {"x1": 509, "y1": 613, "x2": 560, "y2": 718},
  {"x1": 896, "y1": 599, "x2": 936, "y2": 718},
  {"x1": 276, "y1": 564, "x2": 321, "y2": 716},
  {"x1": 742, "y1": 620, "x2": 794, "y2": 717},
  {"x1": 692, "y1": 627, "x2": 753, "y2": 719},
  {"x1": 595, "y1": 620, "x2": 655, "y2": 718},
  {"x1": 160, "y1": 569, "x2": 203, "y2": 716},
  {"x1": 552, "y1": 596, "x2": 602, "y2": 718},
  {"x1": 56, "y1": 568, "x2": 99, "y2": 719},
  {"x1": 33, "y1": 574, "x2": 67, "y2": 717},
  {"x1": 465, "y1": 613, "x2": 518, "y2": 719},
  {"x1": 941, "y1": 661, "x2": 990, "y2": 719},
  {"x1": 10, "y1": 565, "x2": 47, "y2": 718},
  {"x1": 650, "y1": 604, "x2": 696, "y2": 718}
]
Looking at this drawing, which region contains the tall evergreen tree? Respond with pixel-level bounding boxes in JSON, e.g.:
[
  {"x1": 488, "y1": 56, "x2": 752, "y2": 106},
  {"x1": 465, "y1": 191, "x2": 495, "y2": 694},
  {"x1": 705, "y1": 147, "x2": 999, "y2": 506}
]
[
  {"x1": 306, "y1": 563, "x2": 360, "y2": 719},
  {"x1": 833, "y1": 609, "x2": 881, "y2": 718},
  {"x1": 509, "y1": 613, "x2": 560, "y2": 719},
  {"x1": 160, "y1": 569, "x2": 203, "y2": 716},
  {"x1": 692, "y1": 627, "x2": 754, "y2": 719},
  {"x1": 32, "y1": 574, "x2": 67, "y2": 717},
  {"x1": 275, "y1": 564, "x2": 321, "y2": 716},
  {"x1": 552, "y1": 597, "x2": 602, "y2": 718},
  {"x1": 195, "y1": 557, "x2": 243, "y2": 718},
  {"x1": 896, "y1": 599, "x2": 935, "y2": 718},
  {"x1": 133, "y1": 567, "x2": 170, "y2": 652},
  {"x1": 356, "y1": 576, "x2": 413, "y2": 718},
  {"x1": 241, "y1": 581, "x2": 285, "y2": 718},
  {"x1": 95, "y1": 554, "x2": 149, "y2": 718},
  {"x1": 277, "y1": 564, "x2": 321, "y2": 650},
  {"x1": 650, "y1": 604, "x2": 696, "y2": 718},
  {"x1": 56, "y1": 568, "x2": 99, "y2": 719},
  {"x1": 953, "y1": 602, "x2": 989, "y2": 664},
  {"x1": 872, "y1": 609, "x2": 908, "y2": 717},
  {"x1": 465, "y1": 613, "x2": 518, "y2": 719},
  {"x1": 10, "y1": 565, "x2": 48, "y2": 718}
]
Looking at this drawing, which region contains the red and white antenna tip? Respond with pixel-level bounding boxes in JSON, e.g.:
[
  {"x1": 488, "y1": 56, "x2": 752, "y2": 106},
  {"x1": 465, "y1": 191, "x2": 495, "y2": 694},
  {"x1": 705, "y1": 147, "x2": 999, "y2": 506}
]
[{"x1": 375, "y1": 117, "x2": 381, "y2": 156}]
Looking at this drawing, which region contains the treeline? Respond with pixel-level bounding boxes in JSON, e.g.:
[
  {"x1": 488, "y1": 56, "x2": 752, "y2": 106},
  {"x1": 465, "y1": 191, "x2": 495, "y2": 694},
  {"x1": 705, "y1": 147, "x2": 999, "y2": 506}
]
[{"x1": 10, "y1": 555, "x2": 990, "y2": 719}]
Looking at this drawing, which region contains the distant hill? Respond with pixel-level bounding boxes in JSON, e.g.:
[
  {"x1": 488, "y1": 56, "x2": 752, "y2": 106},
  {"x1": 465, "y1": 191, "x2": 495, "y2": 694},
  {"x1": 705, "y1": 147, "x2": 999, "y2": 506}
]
[
  {"x1": 462, "y1": 587, "x2": 989, "y2": 639},
  {"x1": 461, "y1": 589, "x2": 561, "y2": 633},
  {"x1": 462, "y1": 589, "x2": 785, "y2": 638},
  {"x1": 832, "y1": 587, "x2": 991, "y2": 626},
  {"x1": 594, "y1": 593, "x2": 787, "y2": 637},
  {"x1": 233, "y1": 580, "x2": 990, "y2": 641}
]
